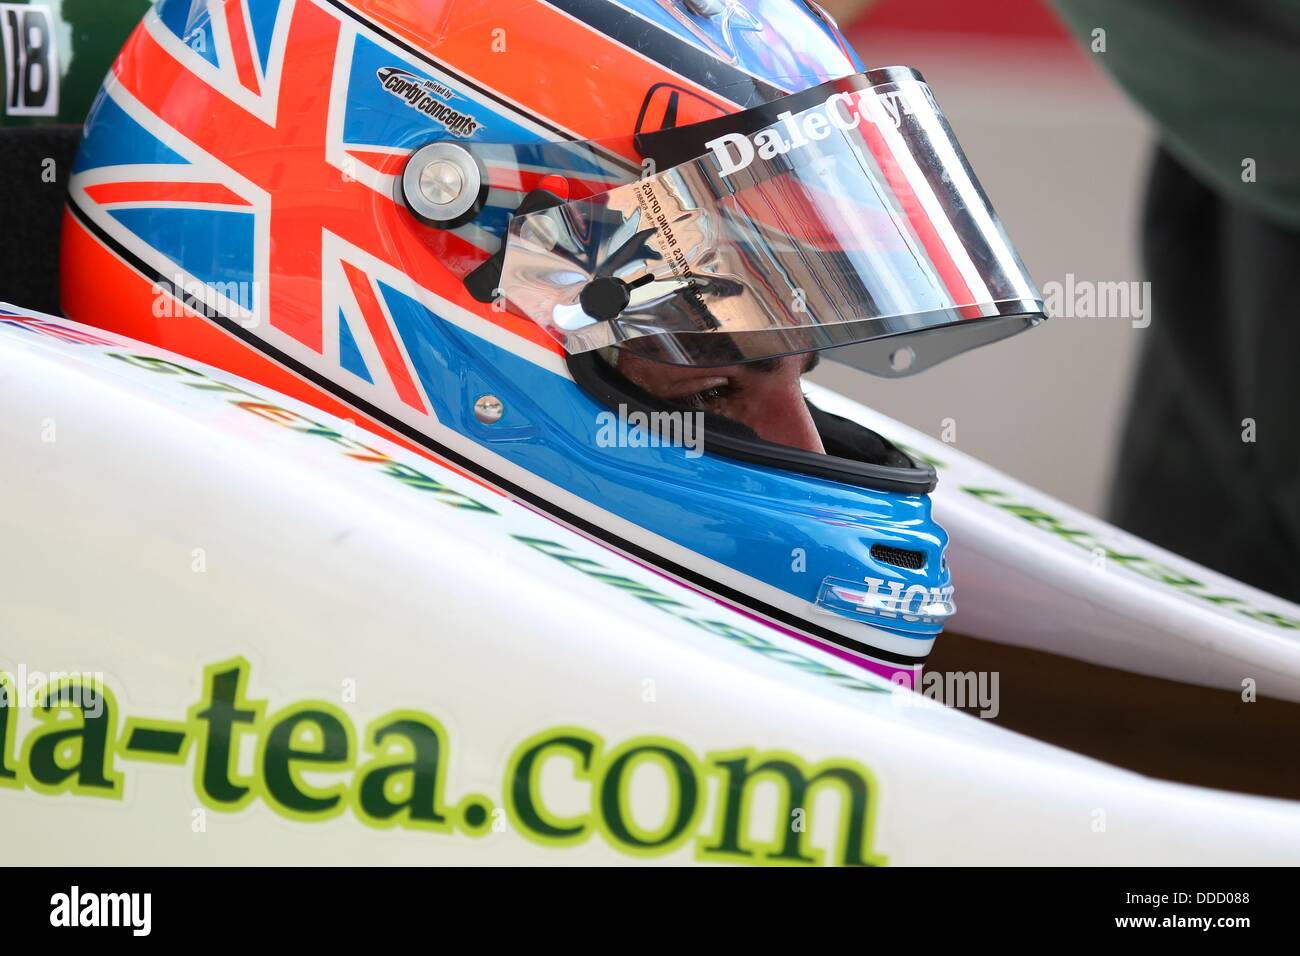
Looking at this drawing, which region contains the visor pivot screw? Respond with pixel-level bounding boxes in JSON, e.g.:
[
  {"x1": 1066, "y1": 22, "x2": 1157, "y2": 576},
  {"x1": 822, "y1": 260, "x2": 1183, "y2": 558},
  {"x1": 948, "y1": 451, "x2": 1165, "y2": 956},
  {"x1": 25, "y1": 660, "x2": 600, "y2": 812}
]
[
  {"x1": 580, "y1": 276, "x2": 632, "y2": 321},
  {"x1": 889, "y1": 346, "x2": 916, "y2": 373},
  {"x1": 474, "y1": 395, "x2": 505, "y2": 424},
  {"x1": 401, "y1": 142, "x2": 484, "y2": 227},
  {"x1": 418, "y1": 160, "x2": 464, "y2": 206}
]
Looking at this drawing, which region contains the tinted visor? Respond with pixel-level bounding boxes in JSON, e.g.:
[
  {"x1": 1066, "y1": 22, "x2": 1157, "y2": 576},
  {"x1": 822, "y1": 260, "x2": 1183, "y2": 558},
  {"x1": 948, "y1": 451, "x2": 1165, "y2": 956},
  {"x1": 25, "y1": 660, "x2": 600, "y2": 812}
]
[{"x1": 498, "y1": 68, "x2": 1045, "y2": 375}]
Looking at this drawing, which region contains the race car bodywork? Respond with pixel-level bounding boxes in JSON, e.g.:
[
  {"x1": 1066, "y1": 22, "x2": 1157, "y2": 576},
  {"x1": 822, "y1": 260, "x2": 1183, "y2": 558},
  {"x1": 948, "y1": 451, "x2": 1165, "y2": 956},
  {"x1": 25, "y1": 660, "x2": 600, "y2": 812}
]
[
  {"x1": 3, "y1": 302, "x2": 1300, "y2": 865},
  {"x1": 4, "y1": 0, "x2": 1300, "y2": 868}
]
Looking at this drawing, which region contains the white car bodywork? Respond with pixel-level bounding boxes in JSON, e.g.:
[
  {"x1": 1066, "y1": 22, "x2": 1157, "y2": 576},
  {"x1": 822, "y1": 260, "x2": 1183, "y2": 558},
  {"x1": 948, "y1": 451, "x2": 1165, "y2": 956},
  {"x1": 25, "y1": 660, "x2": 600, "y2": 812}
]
[{"x1": 2, "y1": 304, "x2": 1299, "y2": 865}]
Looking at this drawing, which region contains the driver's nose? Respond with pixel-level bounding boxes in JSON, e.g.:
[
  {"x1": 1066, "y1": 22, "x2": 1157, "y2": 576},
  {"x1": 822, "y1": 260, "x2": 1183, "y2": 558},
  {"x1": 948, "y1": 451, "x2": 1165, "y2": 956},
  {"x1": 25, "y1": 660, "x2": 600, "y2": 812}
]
[{"x1": 737, "y1": 357, "x2": 826, "y2": 454}]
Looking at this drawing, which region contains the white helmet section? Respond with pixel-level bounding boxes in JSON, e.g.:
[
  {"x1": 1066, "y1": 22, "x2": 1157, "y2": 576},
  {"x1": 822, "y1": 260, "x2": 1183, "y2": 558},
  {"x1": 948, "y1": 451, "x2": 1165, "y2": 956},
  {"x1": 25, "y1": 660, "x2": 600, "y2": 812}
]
[{"x1": 2, "y1": 304, "x2": 1299, "y2": 865}]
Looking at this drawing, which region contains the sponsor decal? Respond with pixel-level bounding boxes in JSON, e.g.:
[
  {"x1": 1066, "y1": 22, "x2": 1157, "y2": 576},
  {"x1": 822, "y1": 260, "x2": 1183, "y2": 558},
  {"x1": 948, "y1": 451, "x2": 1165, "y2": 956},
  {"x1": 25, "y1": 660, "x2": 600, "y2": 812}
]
[
  {"x1": 963, "y1": 486, "x2": 1300, "y2": 630},
  {"x1": 0, "y1": 665, "x2": 104, "y2": 716},
  {"x1": 0, "y1": 662, "x2": 886, "y2": 866},
  {"x1": 107, "y1": 351, "x2": 498, "y2": 514},
  {"x1": 376, "y1": 66, "x2": 481, "y2": 137},
  {"x1": 818, "y1": 576, "x2": 955, "y2": 626},
  {"x1": 633, "y1": 179, "x2": 710, "y2": 322},
  {"x1": 705, "y1": 81, "x2": 934, "y2": 177},
  {"x1": 514, "y1": 535, "x2": 889, "y2": 696}
]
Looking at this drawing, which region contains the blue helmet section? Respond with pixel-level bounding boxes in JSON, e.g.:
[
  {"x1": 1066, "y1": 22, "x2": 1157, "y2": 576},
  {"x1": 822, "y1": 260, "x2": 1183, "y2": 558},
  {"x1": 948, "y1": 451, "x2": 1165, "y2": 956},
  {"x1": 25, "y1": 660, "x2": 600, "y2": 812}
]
[{"x1": 380, "y1": 282, "x2": 952, "y2": 646}]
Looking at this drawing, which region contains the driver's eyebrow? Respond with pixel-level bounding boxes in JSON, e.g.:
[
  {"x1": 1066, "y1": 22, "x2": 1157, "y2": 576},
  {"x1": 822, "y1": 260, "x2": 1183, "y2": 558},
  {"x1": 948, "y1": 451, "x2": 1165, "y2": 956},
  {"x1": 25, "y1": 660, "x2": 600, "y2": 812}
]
[{"x1": 748, "y1": 352, "x2": 821, "y2": 375}]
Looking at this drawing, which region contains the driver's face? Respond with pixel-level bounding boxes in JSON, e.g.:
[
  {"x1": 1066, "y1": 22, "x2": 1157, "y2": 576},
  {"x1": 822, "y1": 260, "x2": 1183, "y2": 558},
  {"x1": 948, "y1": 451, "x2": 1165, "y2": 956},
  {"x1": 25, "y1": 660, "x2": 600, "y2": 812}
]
[{"x1": 616, "y1": 351, "x2": 826, "y2": 454}]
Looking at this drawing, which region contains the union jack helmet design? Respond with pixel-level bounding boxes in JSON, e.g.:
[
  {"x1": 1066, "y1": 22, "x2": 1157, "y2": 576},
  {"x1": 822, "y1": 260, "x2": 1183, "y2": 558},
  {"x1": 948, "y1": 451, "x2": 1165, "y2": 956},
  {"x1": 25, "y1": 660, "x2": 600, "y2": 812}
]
[{"x1": 63, "y1": 0, "x2": 1046, "y2": 682}]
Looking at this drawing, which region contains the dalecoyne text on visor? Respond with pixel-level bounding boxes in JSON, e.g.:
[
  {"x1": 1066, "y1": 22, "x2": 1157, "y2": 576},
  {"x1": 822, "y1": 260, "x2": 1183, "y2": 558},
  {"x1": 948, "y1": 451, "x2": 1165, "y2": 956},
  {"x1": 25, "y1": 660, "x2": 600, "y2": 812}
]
[{"x1": 704, "y1": 84, "x2": 926, "y2": 178}]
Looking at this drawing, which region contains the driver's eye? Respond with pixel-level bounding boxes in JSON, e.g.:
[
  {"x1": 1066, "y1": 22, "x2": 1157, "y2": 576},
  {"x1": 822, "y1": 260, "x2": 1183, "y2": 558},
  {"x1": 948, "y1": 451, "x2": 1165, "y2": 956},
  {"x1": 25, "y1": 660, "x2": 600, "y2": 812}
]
[{"x1": 679, "y1": 383, "x2": 735, "y2": 409}]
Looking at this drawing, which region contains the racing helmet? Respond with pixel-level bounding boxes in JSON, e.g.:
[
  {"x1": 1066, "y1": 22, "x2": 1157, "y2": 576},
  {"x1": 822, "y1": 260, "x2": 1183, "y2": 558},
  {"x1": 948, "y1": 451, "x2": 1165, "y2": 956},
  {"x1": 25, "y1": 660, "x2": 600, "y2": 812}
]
[{"x1": 61, "y1": 0, "x2": 1047, "y2": 684}]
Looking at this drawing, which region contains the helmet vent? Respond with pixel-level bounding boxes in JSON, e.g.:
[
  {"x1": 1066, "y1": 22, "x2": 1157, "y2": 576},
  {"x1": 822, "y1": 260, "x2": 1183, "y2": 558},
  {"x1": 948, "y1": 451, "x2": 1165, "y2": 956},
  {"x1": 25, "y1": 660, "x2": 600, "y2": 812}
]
[{"x1": 870, "y1": 544, "x2": 926, "y2": 571}]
